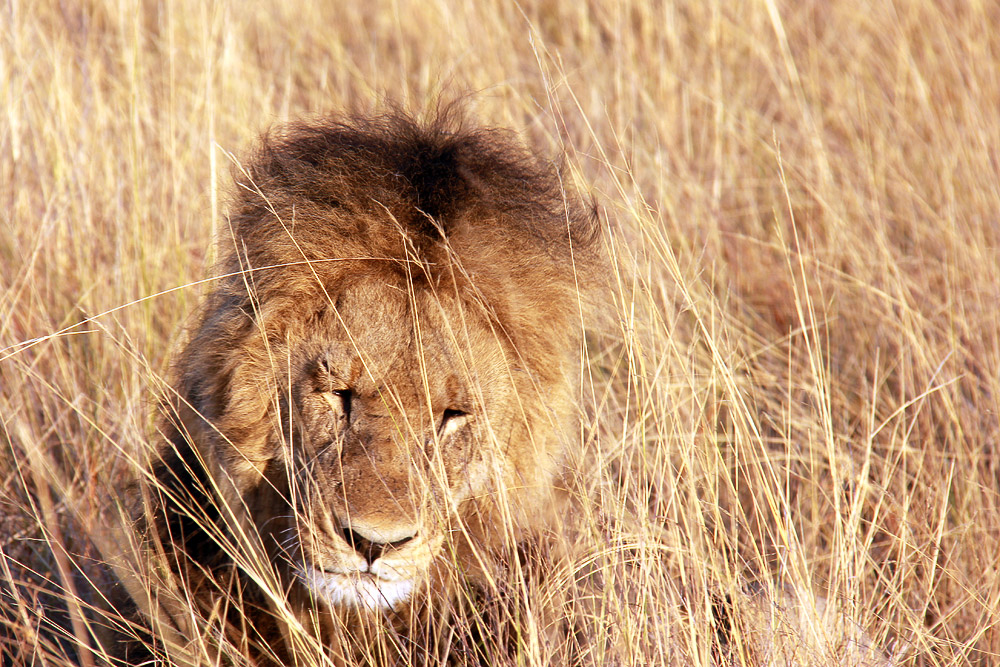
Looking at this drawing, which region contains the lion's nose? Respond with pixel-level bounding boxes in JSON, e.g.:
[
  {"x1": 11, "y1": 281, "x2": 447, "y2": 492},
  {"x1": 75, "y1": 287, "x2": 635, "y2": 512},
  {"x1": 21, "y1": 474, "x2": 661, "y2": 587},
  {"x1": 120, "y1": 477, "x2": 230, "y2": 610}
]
[{"x1": 340, "y1": 526, "x2": 416, "y2": 564}]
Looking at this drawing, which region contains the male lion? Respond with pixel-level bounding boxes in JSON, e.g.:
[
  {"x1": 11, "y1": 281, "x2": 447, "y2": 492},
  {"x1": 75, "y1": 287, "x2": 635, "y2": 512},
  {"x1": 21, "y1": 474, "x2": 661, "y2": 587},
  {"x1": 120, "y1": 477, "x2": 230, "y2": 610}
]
[{"x1": 111, "y1": 110, "x2": 604, "y2": 665}]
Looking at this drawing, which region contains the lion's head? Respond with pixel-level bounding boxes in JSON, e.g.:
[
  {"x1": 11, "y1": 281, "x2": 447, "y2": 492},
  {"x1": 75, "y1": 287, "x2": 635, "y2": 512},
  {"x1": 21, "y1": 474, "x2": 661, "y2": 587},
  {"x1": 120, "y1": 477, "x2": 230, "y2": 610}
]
[{"x1": 147, "y1": 111, "x2": 602, "y2": 627}]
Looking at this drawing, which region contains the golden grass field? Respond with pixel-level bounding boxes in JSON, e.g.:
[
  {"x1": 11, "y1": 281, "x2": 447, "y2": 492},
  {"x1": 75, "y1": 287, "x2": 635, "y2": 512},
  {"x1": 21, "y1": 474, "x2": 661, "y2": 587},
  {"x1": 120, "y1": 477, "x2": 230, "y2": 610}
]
[{"x1": 2, "y1": 1, "x2": 999, "y2": 665}]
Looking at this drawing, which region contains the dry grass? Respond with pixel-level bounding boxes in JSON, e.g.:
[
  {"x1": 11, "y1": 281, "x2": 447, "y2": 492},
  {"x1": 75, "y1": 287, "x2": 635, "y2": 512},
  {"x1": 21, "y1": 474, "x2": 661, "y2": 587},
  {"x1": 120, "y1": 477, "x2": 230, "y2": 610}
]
[{"x1": 2, "y1": 0, "x2": 999, "y2": 665}]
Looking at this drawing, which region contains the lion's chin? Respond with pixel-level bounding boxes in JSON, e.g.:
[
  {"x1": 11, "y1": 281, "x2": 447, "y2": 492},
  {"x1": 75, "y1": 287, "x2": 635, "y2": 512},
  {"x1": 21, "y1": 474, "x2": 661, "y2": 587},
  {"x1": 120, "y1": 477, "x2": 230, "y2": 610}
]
[{"x1": 299, "y1": 567, "x2": 415, "y2": 612}]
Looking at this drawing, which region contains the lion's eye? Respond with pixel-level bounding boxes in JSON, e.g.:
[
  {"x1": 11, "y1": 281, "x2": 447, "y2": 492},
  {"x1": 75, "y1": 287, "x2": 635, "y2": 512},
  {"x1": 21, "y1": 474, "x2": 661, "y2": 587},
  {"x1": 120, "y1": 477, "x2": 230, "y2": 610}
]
[
  {"x1": 319, "y1": 388, "x2": 352, "y2": 423},
  {"x1": 439, "y1": 408, "x2": 469, "y2": 439},
  {"x1": 333, "y1": 389, "x2": 352, "y2": 421}
]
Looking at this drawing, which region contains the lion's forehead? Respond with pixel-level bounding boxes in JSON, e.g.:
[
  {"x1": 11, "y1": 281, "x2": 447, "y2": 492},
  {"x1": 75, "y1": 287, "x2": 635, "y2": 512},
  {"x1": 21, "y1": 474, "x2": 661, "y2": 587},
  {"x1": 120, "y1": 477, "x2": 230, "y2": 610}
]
[
  {"x1": 290, "y1": 279, "x2": 508, "y2": 396},
  {"x1": 308, "y1": 329, "x2": 466, "y2": 397}
]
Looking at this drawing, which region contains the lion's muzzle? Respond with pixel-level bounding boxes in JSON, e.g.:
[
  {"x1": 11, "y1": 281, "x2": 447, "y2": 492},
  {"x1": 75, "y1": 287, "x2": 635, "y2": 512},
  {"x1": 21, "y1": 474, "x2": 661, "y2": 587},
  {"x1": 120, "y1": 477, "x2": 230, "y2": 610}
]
[{"x1": 296, "y1": 514, "x2": 444, "y2": 612}]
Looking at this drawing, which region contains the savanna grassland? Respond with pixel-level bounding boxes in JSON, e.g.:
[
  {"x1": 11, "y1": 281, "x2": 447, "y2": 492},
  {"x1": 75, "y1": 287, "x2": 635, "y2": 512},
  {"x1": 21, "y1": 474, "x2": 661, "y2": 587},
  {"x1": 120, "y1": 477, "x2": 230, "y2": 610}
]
[{"x1": 2, "y1": 1, "x2": 999, "y2": 665}]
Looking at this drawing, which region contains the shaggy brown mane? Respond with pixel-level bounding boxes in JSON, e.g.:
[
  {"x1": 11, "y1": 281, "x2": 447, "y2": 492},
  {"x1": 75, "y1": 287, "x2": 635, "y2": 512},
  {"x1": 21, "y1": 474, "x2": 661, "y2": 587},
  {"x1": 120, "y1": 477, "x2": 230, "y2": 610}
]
[{"x1": 230, "y1": 111, "x2": 599, "y2": 286}]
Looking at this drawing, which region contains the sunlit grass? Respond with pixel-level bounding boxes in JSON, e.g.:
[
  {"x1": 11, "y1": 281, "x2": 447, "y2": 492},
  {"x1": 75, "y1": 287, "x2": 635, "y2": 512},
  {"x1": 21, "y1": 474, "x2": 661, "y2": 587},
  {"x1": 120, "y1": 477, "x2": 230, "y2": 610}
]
[{"x1": 2, "y1": 1, "x2": 999, "y2": 665}]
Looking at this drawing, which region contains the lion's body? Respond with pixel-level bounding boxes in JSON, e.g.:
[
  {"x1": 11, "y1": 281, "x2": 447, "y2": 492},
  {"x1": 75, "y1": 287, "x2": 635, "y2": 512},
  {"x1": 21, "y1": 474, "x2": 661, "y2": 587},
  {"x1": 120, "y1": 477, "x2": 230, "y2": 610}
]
[{"x1": 114, "y1": 111, "x2": 603, "y2": 664}]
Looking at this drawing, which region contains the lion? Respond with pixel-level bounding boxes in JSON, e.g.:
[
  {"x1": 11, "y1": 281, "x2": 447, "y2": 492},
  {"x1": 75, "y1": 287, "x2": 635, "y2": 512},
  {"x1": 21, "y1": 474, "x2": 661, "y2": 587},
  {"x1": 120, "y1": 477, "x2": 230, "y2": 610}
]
[{"x1": 108, "y1": 110, "x2": 604, "y2": 665}]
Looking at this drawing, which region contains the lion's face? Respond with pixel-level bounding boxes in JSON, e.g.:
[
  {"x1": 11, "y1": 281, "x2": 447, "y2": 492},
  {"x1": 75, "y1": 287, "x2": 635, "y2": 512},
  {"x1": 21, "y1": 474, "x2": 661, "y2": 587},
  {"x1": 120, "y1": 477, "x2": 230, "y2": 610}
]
[{"x1": 256, "y1": 275, "x2": 535, "y2": 612}]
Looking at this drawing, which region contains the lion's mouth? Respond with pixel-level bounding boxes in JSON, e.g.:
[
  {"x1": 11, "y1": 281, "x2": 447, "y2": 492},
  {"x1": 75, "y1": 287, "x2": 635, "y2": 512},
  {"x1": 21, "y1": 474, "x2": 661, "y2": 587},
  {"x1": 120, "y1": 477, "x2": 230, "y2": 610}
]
[
  {"x1": 298, "y1": 566, "x2": 416, "y2": 612},
  {"x1": 292, "y1": 526, "x2": 443, "y2": 611}
]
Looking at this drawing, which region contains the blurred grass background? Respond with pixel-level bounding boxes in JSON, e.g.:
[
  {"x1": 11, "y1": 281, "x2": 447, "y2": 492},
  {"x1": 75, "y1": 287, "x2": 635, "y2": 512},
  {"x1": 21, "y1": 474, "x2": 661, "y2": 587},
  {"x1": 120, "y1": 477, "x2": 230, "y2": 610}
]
[{"x1": 2, "y1": 0, "x2": 999, "y2": 664}]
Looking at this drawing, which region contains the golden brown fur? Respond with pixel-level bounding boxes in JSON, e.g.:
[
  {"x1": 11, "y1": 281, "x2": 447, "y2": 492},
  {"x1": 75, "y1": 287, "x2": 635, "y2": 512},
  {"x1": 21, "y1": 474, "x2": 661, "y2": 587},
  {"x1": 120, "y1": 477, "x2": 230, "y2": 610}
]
[{"x1": 114, "y1": 110, "x2": 604, "y2": 664}]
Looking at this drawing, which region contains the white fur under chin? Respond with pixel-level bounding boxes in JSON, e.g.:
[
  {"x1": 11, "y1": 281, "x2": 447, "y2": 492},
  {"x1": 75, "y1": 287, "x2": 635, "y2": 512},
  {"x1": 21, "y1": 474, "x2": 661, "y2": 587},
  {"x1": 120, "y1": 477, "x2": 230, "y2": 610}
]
[{"x1": 300, "y1": 568, "x2": 415, "y2": 612}]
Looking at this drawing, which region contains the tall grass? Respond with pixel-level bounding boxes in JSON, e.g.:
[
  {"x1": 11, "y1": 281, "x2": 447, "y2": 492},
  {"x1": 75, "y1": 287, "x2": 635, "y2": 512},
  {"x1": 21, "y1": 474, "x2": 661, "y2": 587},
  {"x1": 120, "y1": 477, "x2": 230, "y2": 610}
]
[{"x1": 2, "y1": 0, "x2": 998, "y2": 664}]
